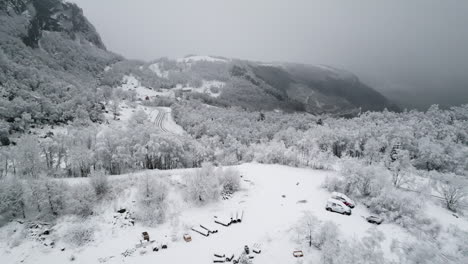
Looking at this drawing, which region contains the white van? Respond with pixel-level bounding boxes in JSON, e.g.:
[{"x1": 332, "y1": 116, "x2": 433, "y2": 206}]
[
  {"x1": 325, "y1": 198, "x2": 352, "y2": 215},
  {"x1": 331, "y1": 192, "x2": 355, "y2": 208}
]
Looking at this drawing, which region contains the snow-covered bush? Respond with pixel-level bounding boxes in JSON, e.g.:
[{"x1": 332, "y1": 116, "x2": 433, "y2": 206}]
[
  {"x1": 340, "y1": 161, "x2": 391, "y2": 198},
  {"x1": 293, "y1": 212, "x2": 321, "y2": 247},
  {"x1": 322, "y1": 176, "x2": 344, "y2": 193},
  {"x1": 430, "y1": 171, "x2": 468, "y2": 212},
  {"x1": 293, "y1": 212, "x2": 339, "y2": 250},
  {"x1": 314, "y1": 221, "x2": 340, "y2": 250},
  {"x1": 136, "y1": 175, "x2": 168, "y2": 226},
  {"x1": 294, "y1": 214, "x2": 388, "y2": 264},
  {"x1": 185, "y1": 163, "x2": 222, "y2": 204},
  {"x1": 41, "y1": 179, "x2": 69, "y2": 219},
  {"x1": 238, "y1": 253, "x2": 253, "y2": 264},
  {"x1": 322, "y1": 228, "x2": 386, "y2": 264},
  {"x1": 0, "y1": 177, "x2": 26, "y2": 222},
  {"x1": 68, "y1": 184, "x2": 96, "y2": 217},
  {"x1": 391, "y1": 239, "x2": 442, "y2": 264},
  {"x1": 65, "y1": 222, "x2": 95, "y2": 247},
  {"x1": 218, "y1": 167, "x2": 241, "y2": 194},
  {"x1": 367, "y1": 188, "x2": 422, "y2": 223},
  {"x1": 89, "y1": 170, "x2": 109, "y2": 199}
]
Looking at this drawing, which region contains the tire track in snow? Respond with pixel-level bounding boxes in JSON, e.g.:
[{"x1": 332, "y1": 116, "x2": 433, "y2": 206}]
[{"x1": 153, "y1": 108, "x2": 171, "y2": 133}]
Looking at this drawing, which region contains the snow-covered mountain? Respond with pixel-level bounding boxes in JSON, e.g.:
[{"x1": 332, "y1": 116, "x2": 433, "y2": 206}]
[
  {"x1": 103, "y1": 55, "x2": 399, "y2": 117},
  {"x1": 0, "y1": 0, "x2": 397, "y2": 135}
]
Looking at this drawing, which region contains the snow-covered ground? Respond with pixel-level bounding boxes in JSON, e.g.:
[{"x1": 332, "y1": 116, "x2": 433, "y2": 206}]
[
  {"x1": 176, "y1": 55, "x2": 228, "y2": 63},
  {"x1": 181, "y1": 80, "x2": 225, "y2": 98},
  {"x1": 119, "y1": 75, "x2": 175, "y2": 99},
  {"x1": 2, "y1": 164, "x2": 465, "y2": 264}
]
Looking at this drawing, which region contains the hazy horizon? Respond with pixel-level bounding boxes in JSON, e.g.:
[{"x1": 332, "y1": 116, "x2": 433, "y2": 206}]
[{"x1": 72, "y1": 0, "x2": 468, "y2": 109}]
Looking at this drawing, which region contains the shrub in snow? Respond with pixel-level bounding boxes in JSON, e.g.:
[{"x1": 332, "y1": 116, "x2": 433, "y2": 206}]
[
  {"x1": 322, "y1": 176, "x2": 344, "y2": 193},
  {"x1": 314, "y1": 221, "x2": 340, "y2": 250},
  {"x1": 391, "y1": 239, "x2": 442, "y2": 264},
  {"x1": 68, "y1": 184, "x2": 96, "y2": 217},
  {"x1": 185, "y1": 163, "x2": 221, "y2": 204},
  {"x1": 219, "y1": 167, "x2": 241, "y2": 194},
  {"x1": 238, "y1": 253, "x2": 252, "y2": 264},
  {"x1": 136, "y1": 175, "x2": 168, "y2": 226},
  {"x1": 293, "y1": 212, "x2": 339, "y2": 250},
  {"x1": 402, "y1": 215, "x2": 441, "y2": 239},
  {"x1": 0, "y1": 177, "x2": 26, "y2": 222},
  {"x1": 65, "y1": 223, "x2": 94, "y2": 247},
  {"x1": 89, "y1": 170, "x2": 109, "y2": 199},
  {"x1": 40, "y1": 179, "x2": 69, "y2": 220},
  {"x1": 340, "y1": 161, "x2": 391, "y2": 198},
  {"x1": 367, "y1": 188, "x2": 422, "y2": 223},
  {"x1": 20, "y1": 178, "x2": 69, "y2": 221},
  {"x1": 444, "y1": 226, "x2": 468, "y2": 262},
  {"x1": 430, "y1": 171, "x2": 468, "y2": 212},
  {"x1": 293, "y1": 212, "x2": 321, "y2": 248},
  {"x1": 322, "y1": 228, "x2": 386, "y2": 264},
  {"x1": 129, "y1": 109, "x2": 148, "y2": 125}
]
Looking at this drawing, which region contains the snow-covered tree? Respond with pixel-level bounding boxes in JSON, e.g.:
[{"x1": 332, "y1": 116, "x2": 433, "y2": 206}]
[
  {"x1": 13, "y1": 136, "x2": 43, "y2": 178},
  {"x1": 431, "y1": 171, "x2": 468, "y2": 212},
  {"x1": 185, "y1": 163, "x2": 221, "y2": 204},
  {"x1": 136, "y1": 175, "x2": 168, "y2": 226},
  {"x1": 386, "y1": 149, "x2": 413, "y2": 188},
  {"x1": 294, "y1": 211, "x2": 321, "y2": 248},
  {"x1": 89, "y1": 169, "x2": 109, "y2": 199},
  {"x1": 0, "y1": 177, "x2": 26, "y2": 221},
  {"x1": 218, "y1": 167, "x2": 241, "y2": 194}
]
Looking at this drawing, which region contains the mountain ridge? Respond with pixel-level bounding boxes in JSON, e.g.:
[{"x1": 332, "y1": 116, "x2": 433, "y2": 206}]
[{"x1": 1, "y1": 0, "x2": 398, "y2": 139}]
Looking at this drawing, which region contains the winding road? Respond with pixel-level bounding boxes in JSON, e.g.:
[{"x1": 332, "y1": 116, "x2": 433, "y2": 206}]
[{"x1": 153, "y1": 108, "x2": 170, "y2": 133}]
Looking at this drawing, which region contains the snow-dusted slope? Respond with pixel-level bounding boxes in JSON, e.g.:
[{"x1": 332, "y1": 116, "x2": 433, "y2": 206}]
[
  {"x1": 3, "y1": 164, "x2": 463, "y2": 264},
  {"x1": 177, "y1": 55, "x2": 228, "y2": 63}
]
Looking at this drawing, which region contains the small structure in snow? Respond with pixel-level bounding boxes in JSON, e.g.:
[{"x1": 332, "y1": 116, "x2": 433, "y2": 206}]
[
  {"x1": 183, "y1": 234, "x2": 192, "y2": 242},
  {"x1": 244, "y1": 245, "x2": 250, "y2": 254},
  {"x1": 191, "y1": 226, "x2": 209, "y2": 237},
  {"x1": 293, "y1": 250, "x2": 304, "y2": 257},
  {"x1": 142, "y1": 232, "x2": 150, "y2": 242}
]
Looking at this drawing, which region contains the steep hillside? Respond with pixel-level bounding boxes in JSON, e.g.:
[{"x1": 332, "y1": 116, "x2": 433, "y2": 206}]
[
  {"x1": 0, "y1": 0, "x2": 121, "y2": 135},
  {"x1": 0, "y1": 0, "x2": 397, "y2": 142},
  {"x1": 108, "y1": 56, "x2": 399, "y2": 116}
]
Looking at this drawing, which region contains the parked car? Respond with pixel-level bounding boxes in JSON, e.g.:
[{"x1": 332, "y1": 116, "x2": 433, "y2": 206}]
[
  {"x1": 325, "y1": 198, "x2": 352, "y2": 215},
  {"x1": 331, "y1": 192, "x2": 355, "y2": 208},
  {"x1": 366, "y1": 215, "x2": 383, "y2": 225}
]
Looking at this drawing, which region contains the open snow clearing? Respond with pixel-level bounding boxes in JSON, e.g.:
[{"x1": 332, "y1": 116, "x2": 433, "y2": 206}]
[{"x1": 1, "y1": 164, "x2": 466, "y2": 264}]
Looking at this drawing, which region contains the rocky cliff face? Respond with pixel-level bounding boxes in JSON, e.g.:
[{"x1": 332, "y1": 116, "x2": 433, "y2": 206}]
[{"x1": 1, "y1": 0, "x2": 105, "y2": 49}]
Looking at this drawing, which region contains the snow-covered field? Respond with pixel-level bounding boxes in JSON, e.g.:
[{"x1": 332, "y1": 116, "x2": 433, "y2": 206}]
[
  {"x1": 2, "y1": 164, "x2": 465, "y2": 264},
  {"x1": 119, "y1": 75, "x2": 175, "y2": 99}
]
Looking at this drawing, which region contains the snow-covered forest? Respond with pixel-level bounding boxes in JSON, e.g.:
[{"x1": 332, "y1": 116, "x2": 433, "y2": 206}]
[
  {"x1": 1, "y1": 98, "x2": 467, "y2": 263},
  {"x1": 1, "y1": 0, "x2": 468, "y2": 263}
]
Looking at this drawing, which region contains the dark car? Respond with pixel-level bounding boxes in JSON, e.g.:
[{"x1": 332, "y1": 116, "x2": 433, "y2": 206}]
[{"x1": 366, "y1": 215, "x2": 383, "y2": 225}]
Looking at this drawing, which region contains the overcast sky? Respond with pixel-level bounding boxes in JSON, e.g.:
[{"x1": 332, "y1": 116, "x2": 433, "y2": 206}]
[{"x1": 72, "y1": 0, "x2": 468, "y2": 108}]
